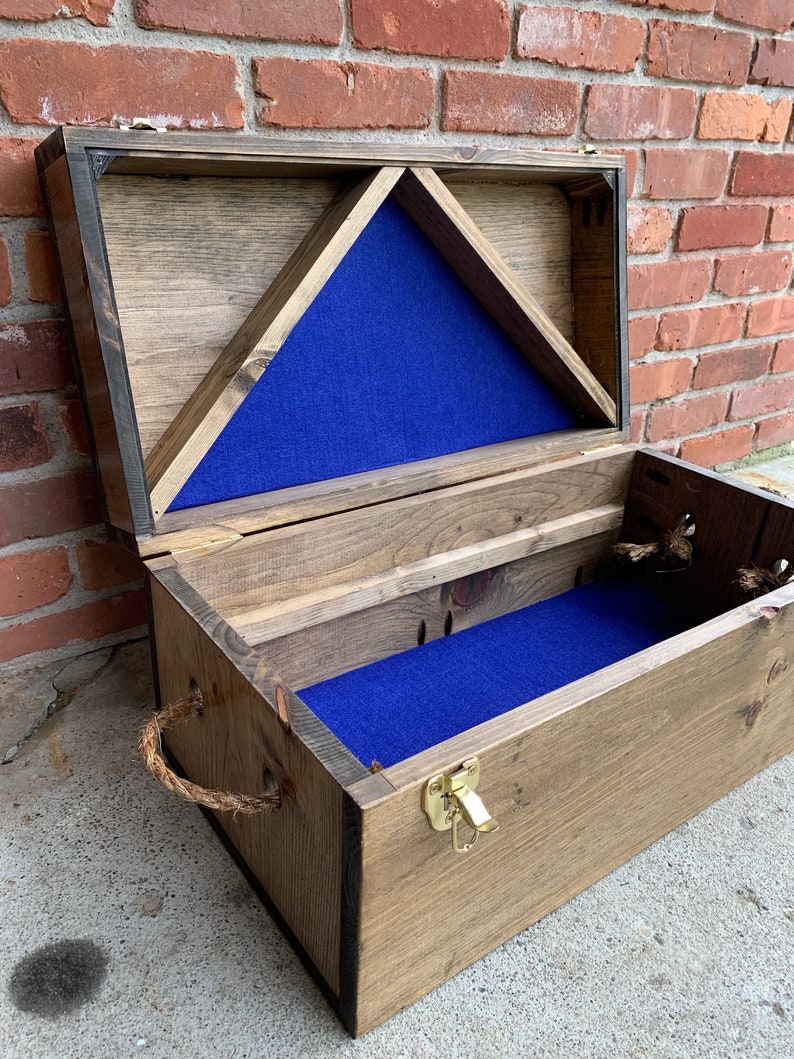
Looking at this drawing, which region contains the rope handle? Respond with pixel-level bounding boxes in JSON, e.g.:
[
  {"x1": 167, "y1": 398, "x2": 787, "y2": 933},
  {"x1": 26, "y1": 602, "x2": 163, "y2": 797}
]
[{"x1": 139, "y1": 691, "x2": 281, "y2": 815}]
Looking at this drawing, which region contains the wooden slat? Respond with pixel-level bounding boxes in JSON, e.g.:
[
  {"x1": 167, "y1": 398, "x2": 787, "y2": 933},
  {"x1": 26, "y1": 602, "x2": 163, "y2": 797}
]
[
  {"x1": 257, "y1": 532, "x2": 616, "y2": 689},
  {"x1": 232, "y1": 503, "x2": 622, "y2": 645},
  {"x1": 146, "y1": 567, "x2": 374, "y2": 996},
  {"x1": 56, "y1": 126, "x2": 627, "y2": 180},
  {"x1": 97, "y1": 174, "x2": 344, "y2": 459},
  {"x1": 442, "y1": 179, "x2": 574, "y2": 343},
  {"x1": 350, "y1": 586, "x2": 794, "y2": 1033},
  {"x1": 175, "y1": 448, "x2": 634, "y2": 617},
  {"x1": 141, "y1": 428, "x2": 628, "y2": 556},
  {"x1": 392, "y1": 167, "x2": 617, "y2": 426},
  {"x1": 38, "y1": 150, "x2": 150, "y2": 536},
  {"x1": 569, "y1": 176, "x2": 621, "y2": 404},
  {"x1": 145, "y1": 166, "x2": 405, "y2": 518},
  {"x1": 619, "y1": 451, "x2": 772, "y2": 618}
]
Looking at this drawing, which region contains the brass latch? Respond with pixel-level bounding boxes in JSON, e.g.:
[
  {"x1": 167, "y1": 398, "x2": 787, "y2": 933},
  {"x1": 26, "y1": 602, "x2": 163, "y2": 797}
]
[{"x1": 421, "y1": 758, "x2": 499, "y2": 854}]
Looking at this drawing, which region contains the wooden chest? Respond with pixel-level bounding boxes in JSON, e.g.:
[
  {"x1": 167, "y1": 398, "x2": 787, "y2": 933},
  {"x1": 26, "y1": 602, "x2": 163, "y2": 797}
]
[{"x1": 38, "y1": 128, "x2": 794, "y2": 1036}]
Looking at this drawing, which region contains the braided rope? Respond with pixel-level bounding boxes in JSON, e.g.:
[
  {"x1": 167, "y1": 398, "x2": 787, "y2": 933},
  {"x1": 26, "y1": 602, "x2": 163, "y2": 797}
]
[{"x1": 139, "y1": 694, "x2": 281, "y2": 815}]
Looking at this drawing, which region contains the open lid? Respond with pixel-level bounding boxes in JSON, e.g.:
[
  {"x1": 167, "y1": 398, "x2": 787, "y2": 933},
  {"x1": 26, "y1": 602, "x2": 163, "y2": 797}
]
[{"x1": 37, "y1": 129, "x2": 628, "y2": 556}]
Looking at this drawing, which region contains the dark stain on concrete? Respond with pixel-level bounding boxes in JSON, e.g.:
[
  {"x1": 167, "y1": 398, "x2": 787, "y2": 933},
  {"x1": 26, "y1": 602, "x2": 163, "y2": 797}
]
[{"x1": 8, "y1": 939, "x2": 108, "y2": 1017}]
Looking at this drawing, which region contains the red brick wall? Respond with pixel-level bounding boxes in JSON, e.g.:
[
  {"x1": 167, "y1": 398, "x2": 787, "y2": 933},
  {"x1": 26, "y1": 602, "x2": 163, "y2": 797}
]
[{"x1": 0, "y1": 0, "x2": 792, "y2": 669}]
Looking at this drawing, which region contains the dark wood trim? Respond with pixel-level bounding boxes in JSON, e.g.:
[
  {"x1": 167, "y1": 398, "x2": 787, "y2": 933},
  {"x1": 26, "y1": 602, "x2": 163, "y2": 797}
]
[{"x1": 151, "y1": 565, "x2": 370, "y2": 789}]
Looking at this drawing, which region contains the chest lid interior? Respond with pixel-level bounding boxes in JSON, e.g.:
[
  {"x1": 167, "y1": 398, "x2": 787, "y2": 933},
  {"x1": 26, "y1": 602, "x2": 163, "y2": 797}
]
[{"x1": 37, "y1": 129, "x2": 629, "y2": 557}]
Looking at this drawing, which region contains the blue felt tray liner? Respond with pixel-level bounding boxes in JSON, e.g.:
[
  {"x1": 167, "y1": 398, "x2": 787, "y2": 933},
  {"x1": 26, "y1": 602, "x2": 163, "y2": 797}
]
[
  {"x1": 169, "y1": 196, "x2": 577, "y2": 511},
  {"x1": 298, "y1": 580, "x2": 694, "y2": 769}
]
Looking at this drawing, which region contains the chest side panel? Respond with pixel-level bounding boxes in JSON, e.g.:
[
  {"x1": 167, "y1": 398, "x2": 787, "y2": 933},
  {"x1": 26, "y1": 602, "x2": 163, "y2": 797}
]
[
  {"x1": 352, "y1": 590, "x2": 794, "y2": 1034},
  {"x1": 147, "y1": 570, "x2": 356, "y2": 995}
]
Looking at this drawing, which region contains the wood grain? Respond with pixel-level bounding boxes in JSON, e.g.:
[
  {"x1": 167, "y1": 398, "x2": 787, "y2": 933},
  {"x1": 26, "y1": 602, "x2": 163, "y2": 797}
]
[
  {"x1": 147, "y1": 567, "x2": 371, "y2": 995},
  {"x1": 232, "y1": 504, "x2": 622, "y2": 645},
  {"x1": 393, "y1": 167, "x2": 617, "y2": 426},
  {"x1": 141, "y1": 428, "x2": 627, "y2": 556},
  {"x1": 38, "y1": 150, "x2": 148, "y2": 536},
  {"x1": 97, "y1": 174, "x2": 344, "y2": 461},
  {"x1": 175, "y1": 448, "x2": 634, "y2": 616},
  {"x1": 256, "y1": 532, "x2": 617, "y2": 690},
  {"x1": 441, "y1": 180, "x2": 574, "y2": 343},
  {"x1": 350, "y1": 585, "x2": 794, "y2": 1033},
  {"x1": 144, "y1": 167, "x2": 405, "y2": 517},
  {"x1": 620, "y1": 451, "x2": 772, "y2": 619}
]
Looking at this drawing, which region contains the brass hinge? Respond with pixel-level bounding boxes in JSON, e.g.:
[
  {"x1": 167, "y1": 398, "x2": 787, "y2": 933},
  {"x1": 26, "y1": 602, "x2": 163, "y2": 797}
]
[
  {"x1": 172, "y1": 533, "x2": 243, "y2": 560},
  {"x1": 422, "y1": 757, "x2": 499, "y2": 854}
]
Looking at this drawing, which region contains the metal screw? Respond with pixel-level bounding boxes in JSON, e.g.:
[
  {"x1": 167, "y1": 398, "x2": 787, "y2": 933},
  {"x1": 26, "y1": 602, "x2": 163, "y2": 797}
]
[{"x1": 429, "y1": 781, "x2": 442, "y2": 796}]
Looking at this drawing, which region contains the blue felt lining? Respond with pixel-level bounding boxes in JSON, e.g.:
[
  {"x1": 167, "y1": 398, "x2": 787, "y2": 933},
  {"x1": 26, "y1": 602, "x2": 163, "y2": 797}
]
[
  {"x1": 298, "y1": 580, "x2": 694, "y2": 769},
  {"x1": 169, "y1": 197, "x2": 578, "y2": 511}
]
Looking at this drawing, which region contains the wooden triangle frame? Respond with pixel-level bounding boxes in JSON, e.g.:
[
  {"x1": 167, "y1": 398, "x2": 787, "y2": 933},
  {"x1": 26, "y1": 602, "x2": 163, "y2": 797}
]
[{"x1": 146, "y1": 166, "x2": 617, "y2": 519}]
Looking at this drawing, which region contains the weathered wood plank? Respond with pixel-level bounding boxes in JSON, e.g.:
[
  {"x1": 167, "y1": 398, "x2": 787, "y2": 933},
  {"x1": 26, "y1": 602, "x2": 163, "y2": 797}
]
[
  {"x1": 176, "y1": 449, "x2": 634, "y2": 616},
  {"x1": 392, "y1": 166, "x2": 617, "y2": 426},
  {"x1": 141, "y1": 429, "x2": 627, "y2": 556},
  {"x1": 97, "y1": 174, "x2": 344, "y2": 460},
  {"x1": 619, "y1": 450, "x2": 772, "y2": 619},
  {"x1": 351, "y1": 586, "x2": 794, "y2": 1033},
  {"x1": 232, "y1": 503, "x2": 622, "y2": 645},
  {"x1": 257, "y1": 531, "x2": 616, "y2": 690},
  {"x1": 146, "y1": 167, "x2": 405, "y2": 517}
]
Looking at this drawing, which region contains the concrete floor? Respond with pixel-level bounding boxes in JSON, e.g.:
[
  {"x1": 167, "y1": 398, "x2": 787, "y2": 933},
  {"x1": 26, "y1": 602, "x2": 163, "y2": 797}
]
[{"x1": 2, "y1": 455, "x2": 793, "y2": 1058}]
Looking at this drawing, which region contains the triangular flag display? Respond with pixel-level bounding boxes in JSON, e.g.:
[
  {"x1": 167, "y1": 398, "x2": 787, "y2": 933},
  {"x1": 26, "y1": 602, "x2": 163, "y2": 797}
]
[{"x1": 168, "y1": 197, "x2": 578, "y2": 511}]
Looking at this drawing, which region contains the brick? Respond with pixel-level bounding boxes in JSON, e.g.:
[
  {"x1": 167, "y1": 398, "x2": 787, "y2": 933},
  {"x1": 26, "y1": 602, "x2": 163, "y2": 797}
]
[
  {"x1": 442, "y1": 70, "x2": 579, "y2": 136},
  {"x1": 765, "y1": 98, "x2": 794, "y2": 142},
  {"x1": 693, "y1": 343, "x2": 773, "y2": 388},
  {"x1": 755, "y1": 411, "x2": 794, "y2": 449},
  {"x1": 255, "y1": 58, "x2": 433, "y2": 130},
  {"x1": 76, "y1": 538, "x2": 142, "y2": 590},
  {"x1": 627, "y1": 207, "x2": 672, "y2": 255},
  {"x1": 614, "y1": 149, "x2": 639, "y2": 195},
  {"x1": 713, "y1": 251, "x2": 792, "y2": 297},
  {"x1": 768, "y1": 203, "x2": 794, "y2": 242},
  {"x1": 137, "y1": 0, "x2": 341, "y2": 43},
  {"x1": 0, "y1": 546, "x2": 71, "y2": 618},
  {"x1": 0, "y1": 137, "x2": 42, "y2": 216},
  {"x1": 679, "y1": 423, "x2": 753, "y2": 466},
  {"x1": 614, "y1": 0, "x2": 712, "y2": 10},
  {"x1": 677, "y1": 205, "x2": 768, "y2": 251},
  {"x1": 729, "y1": 375, "x2": 794, "y2": 420},
  {"x1": 628, "y1": 259, "x2": 711, "y2": 310},
  {"x1": 772, "y1": 337, "x2": 794, "y2": 373},
  {"x1": 642, "y1": 147, "x2": 729, "y2": 199},
  {"x1": 0, "y1": 0, "x2": 114, "y2": 24},
  {"x1": 0, "y1": 320, "x2": 73, "y2": 395},
  {"x1": 646, "y1": 20, "x2": 752, "y2": 86},
  {"x1": 584, "y1": 84, "x2": 697, "y2": 140},
  {"x1": 0, "y1": 402, "x2": 50, "y2": 471},
  {"x1": 630, "y1": 358, "x2": 692, "y2": 403},
  {"x1": 646, "y1": 392, "x2": 729, "y2": 442},
  {"x1": 746, "y1": 294, "x2": 794, "y2": 337},
  {"x1": 731, "y1": 152, "x2": 794, "y2": 196},
  {"x1": 629, "y1": 315, "x2": 659, "y2": 359},
  {"x1": 697, "y1": 91, "x2": 792, "y2": 142},
  {"x1": 352, "y1": 0, "x2": 508, "y2": 59},
  {"x1": 0, "y1": 589, "x2": 147, "y2": 665},
  {"x1": 0, "y1": 237, "x2": 10, "y2": 307},
  {"x1": 516, "y1": 6, "x2": 643, "y2": 73},
  {"x1": 25, "y1": 230, "x2": 60, "y2": 303},
  {"x1": 750, "y1": 39, "x2": 794, "y2": 88},
  {"x1": 0, "y1": 471, "x2": 100, "y2": 547},
  {"x1": 0, "y1": 39, "x2": 244, "y2": 129},
  {"x1": 716, "y1": 0, "x2": 794, "y2": 32},
  {"x1": 630, "y1": 409, "x2": 645, "y2": 443},
  {"x1": 57, "y1": 398, "x2": 89, "y2": 456},
  {"x1": 656, "y1": 303, "x2": 746, "y2": 351}
]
